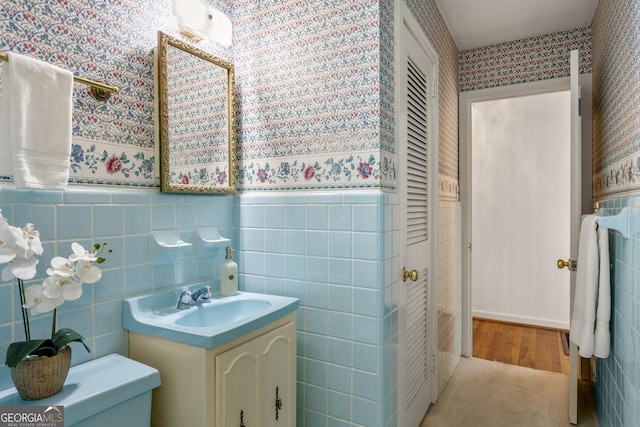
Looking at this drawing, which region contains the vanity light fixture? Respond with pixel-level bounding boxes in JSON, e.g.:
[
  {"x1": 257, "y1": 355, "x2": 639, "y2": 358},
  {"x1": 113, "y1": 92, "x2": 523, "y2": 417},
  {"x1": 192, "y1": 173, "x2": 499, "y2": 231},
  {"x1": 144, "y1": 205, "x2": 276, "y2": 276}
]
[{"x1": 171, "y1": 0, "x2": 232, "y2": 47}]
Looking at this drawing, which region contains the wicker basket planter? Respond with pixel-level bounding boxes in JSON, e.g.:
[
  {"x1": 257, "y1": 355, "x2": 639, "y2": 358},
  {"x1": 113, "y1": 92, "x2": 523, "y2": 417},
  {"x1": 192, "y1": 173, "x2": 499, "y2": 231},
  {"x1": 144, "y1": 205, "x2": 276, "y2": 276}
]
[{"x1": 10, "y1": 345, "x2": 72, "y2": 400}]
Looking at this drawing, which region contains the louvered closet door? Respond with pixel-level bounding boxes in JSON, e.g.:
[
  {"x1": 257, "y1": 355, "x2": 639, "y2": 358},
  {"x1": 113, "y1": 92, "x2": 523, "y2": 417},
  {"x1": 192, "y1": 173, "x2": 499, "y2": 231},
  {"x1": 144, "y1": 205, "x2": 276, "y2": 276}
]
[
  {"x1": 405, "y1": 56, "x2": 431, "y2": 408},
  {"x1": 398, "y1": 7, "x2": 437, "y2": 427}
]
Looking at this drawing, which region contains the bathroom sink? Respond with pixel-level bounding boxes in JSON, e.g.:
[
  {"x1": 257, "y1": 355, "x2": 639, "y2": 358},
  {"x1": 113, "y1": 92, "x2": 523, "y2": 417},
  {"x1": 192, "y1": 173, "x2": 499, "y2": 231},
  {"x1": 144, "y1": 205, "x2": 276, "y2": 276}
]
[
  {"x1": 123, "y1": 284, "x2": 299, "y2": 348},
  {"x1": 174, "y1": 299, "x2": 272, "y2": 328}
]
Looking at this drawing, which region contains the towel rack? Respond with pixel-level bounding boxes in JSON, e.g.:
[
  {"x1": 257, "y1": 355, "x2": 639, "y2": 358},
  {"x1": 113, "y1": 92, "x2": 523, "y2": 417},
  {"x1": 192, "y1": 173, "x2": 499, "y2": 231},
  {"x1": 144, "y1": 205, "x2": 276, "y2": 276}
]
[
  {"x1": 595, "y1": 207, "x2": 637, "y2": 239},
  {"x1": 0, "y1": 53, "x2": 119, "y2": 101}
]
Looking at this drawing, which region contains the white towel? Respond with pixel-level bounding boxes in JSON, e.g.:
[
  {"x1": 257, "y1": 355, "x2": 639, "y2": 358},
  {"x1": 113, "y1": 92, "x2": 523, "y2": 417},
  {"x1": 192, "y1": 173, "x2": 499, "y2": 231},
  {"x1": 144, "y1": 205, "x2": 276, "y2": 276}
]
[
  {"x1": 0, "y1": 52, "x2": 73, "y2": 189},
  {"x1": 570, "y1": 214, "x2": 611, "y2": 358}
]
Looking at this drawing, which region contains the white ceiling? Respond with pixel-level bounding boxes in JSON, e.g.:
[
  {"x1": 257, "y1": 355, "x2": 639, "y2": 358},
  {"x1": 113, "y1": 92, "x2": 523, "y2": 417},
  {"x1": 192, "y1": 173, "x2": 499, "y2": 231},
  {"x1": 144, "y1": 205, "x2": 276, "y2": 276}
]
[{"x1": 434, "y1": 0, "x2": 599, "y2": 50}]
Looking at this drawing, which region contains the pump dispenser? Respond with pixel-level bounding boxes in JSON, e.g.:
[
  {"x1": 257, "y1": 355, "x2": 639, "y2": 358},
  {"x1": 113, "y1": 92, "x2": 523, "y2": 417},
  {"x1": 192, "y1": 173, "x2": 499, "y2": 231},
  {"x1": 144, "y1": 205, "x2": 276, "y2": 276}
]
[{"x1": 220, "y1": 246, "x2": 238, "y2": 296}]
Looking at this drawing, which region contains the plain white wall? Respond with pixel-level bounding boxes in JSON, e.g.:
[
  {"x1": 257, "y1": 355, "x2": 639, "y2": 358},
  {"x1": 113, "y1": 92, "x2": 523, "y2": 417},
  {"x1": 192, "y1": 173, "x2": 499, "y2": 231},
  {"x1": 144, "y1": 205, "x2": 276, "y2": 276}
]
[{"x1": 471, "y1": 90, "x2": 571, "y2": 329}]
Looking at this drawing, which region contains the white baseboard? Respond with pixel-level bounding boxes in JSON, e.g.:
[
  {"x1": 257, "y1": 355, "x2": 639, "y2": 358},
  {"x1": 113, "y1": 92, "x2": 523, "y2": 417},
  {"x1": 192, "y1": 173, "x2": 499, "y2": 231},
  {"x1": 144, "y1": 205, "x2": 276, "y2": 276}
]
[{"x1": 472, "y1": 310, "x2": 569, "y2": 331}]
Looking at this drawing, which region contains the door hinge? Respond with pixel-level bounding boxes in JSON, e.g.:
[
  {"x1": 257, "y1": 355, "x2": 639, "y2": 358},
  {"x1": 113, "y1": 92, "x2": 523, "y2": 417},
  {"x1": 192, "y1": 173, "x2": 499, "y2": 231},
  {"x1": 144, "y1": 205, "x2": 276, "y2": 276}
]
[
  {"x1": 431, "y1": 354, "x2": 436, "y2": 373},
  {"x1": 578, "y1": 97, "x2": 582, "y2": 117},
  {"x1": 432, "y1": 81, "x2": 437, "y2": 97}
]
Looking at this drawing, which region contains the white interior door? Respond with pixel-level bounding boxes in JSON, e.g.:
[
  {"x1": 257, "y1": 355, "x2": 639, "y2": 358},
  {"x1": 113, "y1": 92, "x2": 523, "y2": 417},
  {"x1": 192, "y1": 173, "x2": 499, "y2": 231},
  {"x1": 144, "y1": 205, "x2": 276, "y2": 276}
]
[
  {"x1": 397, "y1": 5, "x2": 438, "y2": 427},
  {"x1": 568, "y1": 49, "x2": 581, "y2": 425}
]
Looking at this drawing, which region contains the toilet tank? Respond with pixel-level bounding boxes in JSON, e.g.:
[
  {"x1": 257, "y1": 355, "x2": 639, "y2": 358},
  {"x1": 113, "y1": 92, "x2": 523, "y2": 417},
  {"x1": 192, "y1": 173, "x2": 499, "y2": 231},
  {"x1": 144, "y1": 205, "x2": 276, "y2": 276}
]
[{"x1": 0, "y1": 354, "x2": 160, "y2": 427}]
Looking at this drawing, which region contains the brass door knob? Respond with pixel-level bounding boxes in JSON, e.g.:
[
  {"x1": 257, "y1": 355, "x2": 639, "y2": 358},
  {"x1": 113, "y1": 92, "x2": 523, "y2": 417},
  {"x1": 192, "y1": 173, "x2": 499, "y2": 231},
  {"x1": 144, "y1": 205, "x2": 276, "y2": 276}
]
[
  {"x1": 403, "y1": 267, "x2": 419, "y2": 282},
  {"x1": 557, "y1": 258, "x2": 571, "y2": 270}
]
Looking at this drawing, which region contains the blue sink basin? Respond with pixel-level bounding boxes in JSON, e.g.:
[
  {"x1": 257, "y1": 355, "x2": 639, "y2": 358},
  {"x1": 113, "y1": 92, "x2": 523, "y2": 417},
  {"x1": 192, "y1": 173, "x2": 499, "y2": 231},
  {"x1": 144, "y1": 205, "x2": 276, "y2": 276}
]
[
  {"x1": 123, "y1": 284, "x2": 299, "y2": 348},
  {"x1": 175, "y1": 299, "x2": 272, "y2": 328}
]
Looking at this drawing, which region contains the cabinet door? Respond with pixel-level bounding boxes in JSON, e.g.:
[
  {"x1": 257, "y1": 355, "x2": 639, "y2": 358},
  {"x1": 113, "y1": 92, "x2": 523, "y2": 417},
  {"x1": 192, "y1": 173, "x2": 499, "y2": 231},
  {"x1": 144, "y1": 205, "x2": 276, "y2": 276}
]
[
  {"x1": 262, "y1": 323, "x2": 296, "y2": 427},
  {"x1": 216, "y1": 345, "x2": 260, "y2": 427}
]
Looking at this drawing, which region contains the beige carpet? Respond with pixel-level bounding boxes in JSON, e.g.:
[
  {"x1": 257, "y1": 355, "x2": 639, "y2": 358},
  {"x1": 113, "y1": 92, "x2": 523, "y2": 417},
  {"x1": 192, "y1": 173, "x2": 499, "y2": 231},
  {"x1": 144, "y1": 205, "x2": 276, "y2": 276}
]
[{"x1": 420, "y1": 357, "x2": 598, "y2": 427}]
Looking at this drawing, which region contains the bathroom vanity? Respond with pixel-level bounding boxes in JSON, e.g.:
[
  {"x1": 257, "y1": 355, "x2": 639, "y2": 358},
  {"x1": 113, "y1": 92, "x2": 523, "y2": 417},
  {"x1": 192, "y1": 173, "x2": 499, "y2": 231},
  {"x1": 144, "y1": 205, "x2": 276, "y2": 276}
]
[{"x1": 124, "y1": 286, "x2": 298, "y2": 427}]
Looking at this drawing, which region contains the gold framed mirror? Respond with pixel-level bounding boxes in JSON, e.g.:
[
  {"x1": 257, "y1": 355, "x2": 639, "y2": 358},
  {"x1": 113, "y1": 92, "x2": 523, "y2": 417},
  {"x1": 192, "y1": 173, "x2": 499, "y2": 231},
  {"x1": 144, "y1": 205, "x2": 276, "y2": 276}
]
[{"x1": 157, "y1": 31, "x2": 235, "y2": 193}]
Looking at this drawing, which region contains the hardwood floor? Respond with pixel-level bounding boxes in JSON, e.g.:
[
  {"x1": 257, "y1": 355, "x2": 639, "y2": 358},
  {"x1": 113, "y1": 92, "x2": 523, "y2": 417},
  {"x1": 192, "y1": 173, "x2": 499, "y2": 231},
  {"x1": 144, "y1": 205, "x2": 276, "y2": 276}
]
[{"x1": 473, "y1": 318, "x2": 570, "y2": 375}]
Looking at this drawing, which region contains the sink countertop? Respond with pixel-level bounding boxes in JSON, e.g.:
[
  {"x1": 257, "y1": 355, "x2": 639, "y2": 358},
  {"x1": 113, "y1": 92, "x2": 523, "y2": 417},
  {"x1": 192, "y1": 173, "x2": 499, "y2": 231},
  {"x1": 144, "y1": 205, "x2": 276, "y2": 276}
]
[{"x1": 123, "y1": 285, "x2": 299, "y2": 348}]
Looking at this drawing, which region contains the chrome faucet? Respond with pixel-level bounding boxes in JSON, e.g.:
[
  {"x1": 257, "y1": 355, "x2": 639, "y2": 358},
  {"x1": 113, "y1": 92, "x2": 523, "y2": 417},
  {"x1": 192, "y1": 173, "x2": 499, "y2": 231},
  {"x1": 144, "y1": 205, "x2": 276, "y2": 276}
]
[{"x1": 176, "y1": 286, "x2": 212, "y2": 309}]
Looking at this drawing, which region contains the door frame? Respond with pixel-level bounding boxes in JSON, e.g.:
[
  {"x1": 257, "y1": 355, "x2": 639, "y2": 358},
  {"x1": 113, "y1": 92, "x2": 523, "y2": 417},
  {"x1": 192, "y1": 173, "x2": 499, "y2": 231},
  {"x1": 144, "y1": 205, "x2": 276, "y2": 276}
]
[
  {"x1": 395, "y1": 2, "x2": 440, "y2": 425},
  {"x1": 459, "y1": 75, "x2": 592, "y2": 356}
]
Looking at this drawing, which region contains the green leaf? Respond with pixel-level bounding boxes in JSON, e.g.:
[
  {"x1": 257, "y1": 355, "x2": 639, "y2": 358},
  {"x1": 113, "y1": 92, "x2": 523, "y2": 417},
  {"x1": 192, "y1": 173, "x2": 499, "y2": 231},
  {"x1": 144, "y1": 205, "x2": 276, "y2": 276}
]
[
  {"x1": 5, "y1": 340, "x2": 51, "y2": 368},
  {"x1": 52, "y1": 328, "x2": 91, "y2": 354}
]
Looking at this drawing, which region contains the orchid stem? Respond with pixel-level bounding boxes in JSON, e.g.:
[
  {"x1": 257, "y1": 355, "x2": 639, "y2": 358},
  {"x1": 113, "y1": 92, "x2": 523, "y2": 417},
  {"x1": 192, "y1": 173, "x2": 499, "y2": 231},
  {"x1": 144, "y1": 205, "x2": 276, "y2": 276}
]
[
  {"x1": 17, "y1": 279, "x2": 31, "y2": 341},
  {"x1": 51, "y1": 308, "x2": 57, "y2": 339}
]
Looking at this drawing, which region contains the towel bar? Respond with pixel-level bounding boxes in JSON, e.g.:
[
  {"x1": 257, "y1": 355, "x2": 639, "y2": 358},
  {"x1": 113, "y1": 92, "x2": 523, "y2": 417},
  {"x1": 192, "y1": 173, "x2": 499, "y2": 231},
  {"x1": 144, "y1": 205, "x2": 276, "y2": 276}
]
[
  {"x1": 595, "y1": 207, "x2": 636, "y2": 239},
  {"x1": 0, "y1": 53, "x2": 119, "y2": 101}
]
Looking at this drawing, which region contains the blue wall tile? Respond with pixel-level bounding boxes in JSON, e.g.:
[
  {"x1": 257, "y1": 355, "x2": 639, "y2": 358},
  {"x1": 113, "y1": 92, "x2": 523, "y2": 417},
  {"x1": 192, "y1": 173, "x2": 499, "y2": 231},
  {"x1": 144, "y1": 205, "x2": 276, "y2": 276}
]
[
  {"x1": 328, "y1": 390, "x2": 351, "y2": 421},
  {"x1": 57, "y1": 205, "x2": 92, "y2": 239},
  {"x1": 307, "y1": 231, "x2": 328, "y2": 257},
  {"x1": 328, "y1": 364, "x2": 352, "y2": 393},
  {"x1": 0, "y1": 285, "x2": 12, "y2": 324},
  {"x1": 94, "y1": 205, "x2": 124, "y2": 237},
  {"x1": 329, "y1": 205, "x2": 352, "y2": 231},
  {"x1": 152, "y1": 205, "x2": 175, "y2": 230},
  {"x1": 64, "y1": 189, "x2": 111, "y2": 205},
  {"x1": 329, "y1": 232, "x2": 353, "y2": 259},
  {"x1": 0, "y1": 186, "x2": 397, "y2": 427},
  {"x1": 307, "y1": 205, "x2": 328, "y2": 230},
  {"x1": 266, "y1": 206, "x2": 285, "y2": 229},
  {"x1": 124, "y1": 235, "x2": 151, "y2": 266},
  {"x1": 125, "y1": 205, "x2": 151, "y2": 235},
  {"x1": 176, "y1": 204, "x2": 197, "y2": 230},
  {"x1": 595, "y1": 200, "x2": 640, "y2": 427},
  {"x1": 0, "y1": 187, "x2": 236, "y2": 391}
]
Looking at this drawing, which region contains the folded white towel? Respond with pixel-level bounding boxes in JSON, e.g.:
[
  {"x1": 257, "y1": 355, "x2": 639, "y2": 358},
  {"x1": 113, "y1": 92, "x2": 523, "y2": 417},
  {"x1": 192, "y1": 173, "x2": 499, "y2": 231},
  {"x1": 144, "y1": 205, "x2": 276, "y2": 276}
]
[
  {"x1": 593, "y1": 223, "x2": 611, "y2": 358},
  {"x1": 0, "y1": 52, "x2": 73, "y2": 189},
  {"x1": 570, "y1": 214, "x2": 611, "y2": 358}
]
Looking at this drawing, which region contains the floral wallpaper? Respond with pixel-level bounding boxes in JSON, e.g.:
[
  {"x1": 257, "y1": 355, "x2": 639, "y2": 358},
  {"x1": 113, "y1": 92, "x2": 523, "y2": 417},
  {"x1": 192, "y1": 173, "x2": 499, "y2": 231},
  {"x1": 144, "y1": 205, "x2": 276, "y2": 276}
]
[
  {"x1": 405, "y1": 0, "x2": 460, "y2": 200},
  {"x1": 232, "y1": 0, "x2": 387, "y2": 191},
  {"x1": 459, "y1": 27, "x2": 593, "y2": 92},
  {"x1": 1, "y1": 0, "x2": 409, "y2": 191},
  {"x1": 591, "y1": 0, "x2": 640, "y2": 198},
  {"x1": 0, "y1": 0, "x2": 233, "y2": 187}
]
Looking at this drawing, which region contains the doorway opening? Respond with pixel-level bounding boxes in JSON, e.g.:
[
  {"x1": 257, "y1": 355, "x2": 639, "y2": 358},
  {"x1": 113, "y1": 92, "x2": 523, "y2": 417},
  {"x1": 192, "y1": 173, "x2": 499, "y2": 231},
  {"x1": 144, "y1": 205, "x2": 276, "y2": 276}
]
[
  {"x1": 460, "y1": 75, "x2": 592, "y2": 360},
  {"x1": 469, "y1": 90, "x2": 571, "y2": 373}
]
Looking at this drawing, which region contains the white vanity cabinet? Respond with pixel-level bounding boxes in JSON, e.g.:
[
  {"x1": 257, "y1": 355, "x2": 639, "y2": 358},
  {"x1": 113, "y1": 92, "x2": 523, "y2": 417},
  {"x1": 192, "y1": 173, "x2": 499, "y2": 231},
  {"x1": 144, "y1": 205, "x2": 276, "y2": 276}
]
[
  {"x1": 216, "y1": 321, "x2": 295, "y2": 426},
  {"x1": 128, "y1": 312, "x2": 296, "y2": 427}
]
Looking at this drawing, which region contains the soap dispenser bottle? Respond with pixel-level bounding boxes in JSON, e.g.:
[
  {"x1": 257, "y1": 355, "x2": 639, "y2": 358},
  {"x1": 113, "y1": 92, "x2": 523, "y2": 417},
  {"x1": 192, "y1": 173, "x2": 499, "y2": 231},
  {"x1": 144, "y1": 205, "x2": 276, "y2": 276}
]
[{"x1": 220, "y1": 246, "x2": 238, "y2": 296}]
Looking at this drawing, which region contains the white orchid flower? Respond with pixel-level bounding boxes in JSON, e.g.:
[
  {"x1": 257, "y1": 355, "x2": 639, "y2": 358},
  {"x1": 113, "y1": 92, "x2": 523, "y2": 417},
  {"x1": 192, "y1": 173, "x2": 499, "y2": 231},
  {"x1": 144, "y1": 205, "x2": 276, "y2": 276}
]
[
  {"x1": 46, "y1": 256, "x2": 76, "y2": 277},
  {"x1": 24, "y1": 284, "x2": 64, "y2": 315},
  {"x1": 75, "y1": 259, "x2": 102, "y2": 284},
  {"x1": 0, "y1": 212, "x2": 17, "y2": 264},
  {"x1": 0, "y1": 246, "x2": 16, "y2": 264},
  {"x1": 2, "y1": 222, "x2": 39, "y2": 257},
  {"x1": 22, "y1": 223, "x2": 43, "y2": 258},
  {"x1": 68, "y1": 242, "x2": 98, "y2": 262},
  {"x1": 0, "y1": 214, "x2": 42, "y2": 281},
  {"x1": 0, "y1": 222, "x2": 25, "y2": 252},
  {"x1": 42, "y1": 274, "x2": 83, "y2": 301},
  {"x1": 1, "y1": 255, "x2": 38, "y2": 281}
]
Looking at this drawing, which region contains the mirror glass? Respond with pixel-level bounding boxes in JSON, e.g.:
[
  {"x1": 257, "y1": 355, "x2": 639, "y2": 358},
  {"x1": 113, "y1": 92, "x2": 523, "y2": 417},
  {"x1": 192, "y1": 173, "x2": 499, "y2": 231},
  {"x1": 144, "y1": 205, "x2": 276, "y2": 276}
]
[{"x1": 158, "y1": 31, "x2": 235, "y2": 193}]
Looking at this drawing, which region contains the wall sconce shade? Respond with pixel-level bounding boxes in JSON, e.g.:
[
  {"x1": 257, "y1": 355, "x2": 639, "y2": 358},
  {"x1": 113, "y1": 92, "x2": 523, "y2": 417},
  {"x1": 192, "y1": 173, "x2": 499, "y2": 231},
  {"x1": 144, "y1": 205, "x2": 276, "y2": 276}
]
[{"x1": 172, "y1": 0, "x2": 232, "y2": 47}]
